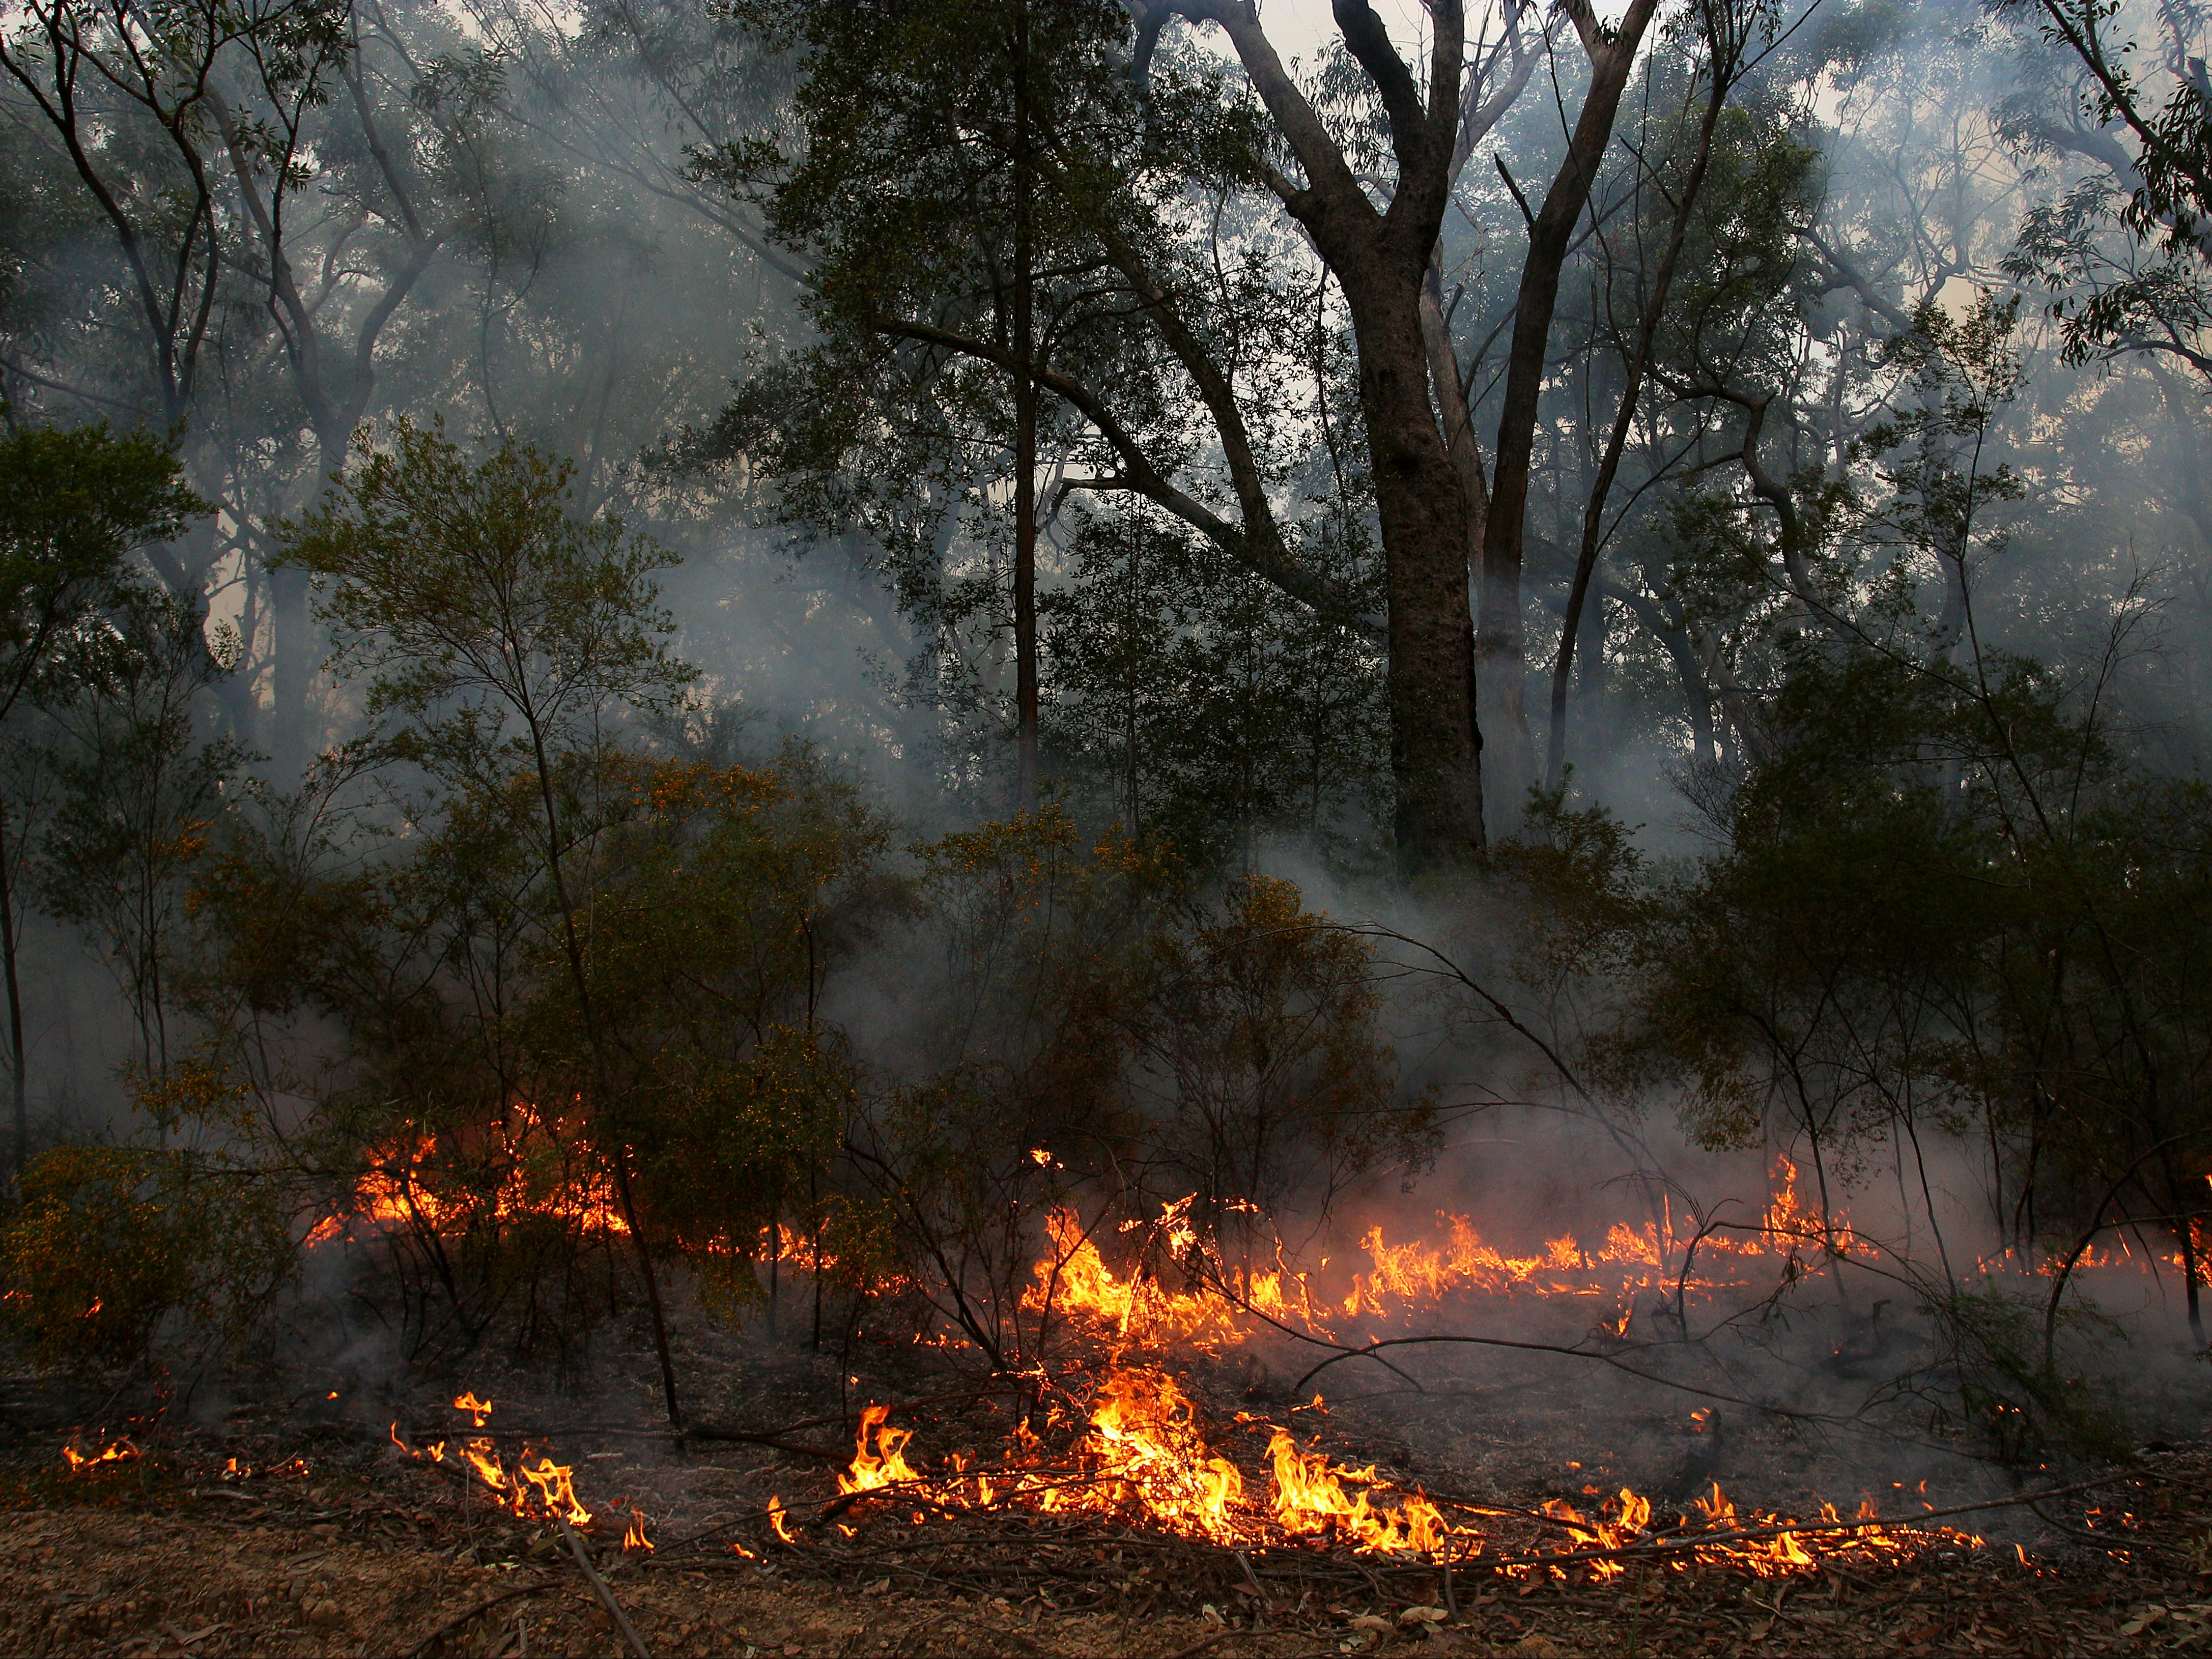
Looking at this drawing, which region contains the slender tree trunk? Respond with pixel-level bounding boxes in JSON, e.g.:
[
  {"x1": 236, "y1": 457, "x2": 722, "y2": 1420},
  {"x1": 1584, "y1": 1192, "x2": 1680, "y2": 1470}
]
[
  {"x1": 1011, "y1": 0, "x2": 1039, "y2": 807},
  {"x1": 525, "y1": 721, "x2": 685, "y2": 1434},
  {"x1": 0, "y1": 802, "x2": 25, "y2": 1186},
  {"x1": 1481, "y1": 0, "x2": 1659, "y2": 833},
  {"x1": 274, "y1": 431, "x2": 348, "y2": 774},
  {"x1": 1549, "y1": 42, "x2": 1728, "y2": 786}
]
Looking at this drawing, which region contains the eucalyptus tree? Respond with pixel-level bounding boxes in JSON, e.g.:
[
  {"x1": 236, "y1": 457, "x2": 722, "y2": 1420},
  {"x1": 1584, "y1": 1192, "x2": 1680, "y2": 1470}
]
[
  {"x1": 1997, "y1": 0, "x2": 2212, "y2": 384},
  {"x1": 0, "y1": 0, "x2": 557, "y2": 764},
  {"x1": 0, "y1": 0, "x2": 346, "y2": 435},
  {"x1": 713, "y1": 1, "x2": 1716, "y2": 861},
  {"x1": 283, "y1": 417, "x2": 696, "y2": 1428},
  {"x1": 0, "y1": 422, "x2": 204, "y2": 1177}
]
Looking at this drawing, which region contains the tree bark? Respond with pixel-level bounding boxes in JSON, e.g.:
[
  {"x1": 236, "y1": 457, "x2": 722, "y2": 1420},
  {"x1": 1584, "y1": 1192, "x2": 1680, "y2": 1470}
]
[{"x1": 1341, "y1": 266, "x2": 1486, "y2": 859}]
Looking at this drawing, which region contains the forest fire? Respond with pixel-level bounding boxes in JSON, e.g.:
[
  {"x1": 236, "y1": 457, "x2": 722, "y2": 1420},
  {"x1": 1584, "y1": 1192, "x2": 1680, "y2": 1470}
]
[
  {"x1": 1016, "y1": 1156, "x2": 1888, "y2": 1367},
  {"x1": 304, "y1": 1119, "x2": 631, "y2": 1247}
]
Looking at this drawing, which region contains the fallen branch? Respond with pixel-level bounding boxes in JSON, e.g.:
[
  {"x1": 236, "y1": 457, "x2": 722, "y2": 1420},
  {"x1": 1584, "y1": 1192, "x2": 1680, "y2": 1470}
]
[
  {"x1": 555, "y1": 1507, "x2": 654, "y2": 1659},
  {"x1": 403, "y1": 1427, "x2": 654, "y2": 1659}
]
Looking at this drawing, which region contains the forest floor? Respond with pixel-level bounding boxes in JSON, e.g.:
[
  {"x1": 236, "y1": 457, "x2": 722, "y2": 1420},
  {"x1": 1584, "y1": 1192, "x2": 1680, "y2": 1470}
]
[
  {"x1": 3, "y1": 1383, "x2": 2209, "y2": 1658},
  {"x1": 2, "y1": 1284, "x2": 2206, "y2": 1658}
]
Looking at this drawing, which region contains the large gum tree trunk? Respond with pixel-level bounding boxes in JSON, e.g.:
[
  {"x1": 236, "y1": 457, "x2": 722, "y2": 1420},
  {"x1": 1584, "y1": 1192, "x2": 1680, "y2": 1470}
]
[{"x1": 1344, "y1": 272, "x2": 1485, "y2": 862}]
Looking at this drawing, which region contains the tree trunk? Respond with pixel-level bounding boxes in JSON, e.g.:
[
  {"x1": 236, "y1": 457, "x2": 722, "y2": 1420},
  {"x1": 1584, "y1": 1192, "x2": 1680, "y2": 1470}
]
[
  {"x1": 1480, "y1": 0, "x2": 1659, "y2": 834},
  {"x1": 1011, "y1": 0, "x2": 1039, "y2": 807},
  {"x1": 0, "y1": 800, "x2": 25, "y2": 1185},
  {"x1": 271, "y1": 574, "x2": 314, "y2": 771},
  {"x1": 1342, "y1": 269, "x2": 1485, "y2": 862}
]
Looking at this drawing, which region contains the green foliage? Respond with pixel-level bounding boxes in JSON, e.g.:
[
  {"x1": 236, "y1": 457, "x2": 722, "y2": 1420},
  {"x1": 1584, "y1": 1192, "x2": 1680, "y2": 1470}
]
[
  {"x1": 0, "y1": 422, "x2": 203, "y2": 715},
  {"x1": 1042, "y1": 508, "x2": 1387, "y2": 868},
  {"x1": 684, "y1": 0, "x2": 1376, "y2": 843},
  {"x1": 284, "y1": 417, "x2": 694, "y2": 784},
  {"x1": 0, "y1": 1144, "x2": 292, "y2": 1370},
  {"x1": 38, "y1": 585, "x2": 240, "y2": 1084},
  {"x1": 1130, "y1": 874, "x2": 1430, "y2": 1232},
  {"x1": 1995, "y1": 0, "x2": 2212, "y2": 377},
  {"x1": 0, "y1": 421, "x2": 215, "y2": 1161},
  {"x1": 576, "y1": 748, "x2": 897, "y2": 1302}
]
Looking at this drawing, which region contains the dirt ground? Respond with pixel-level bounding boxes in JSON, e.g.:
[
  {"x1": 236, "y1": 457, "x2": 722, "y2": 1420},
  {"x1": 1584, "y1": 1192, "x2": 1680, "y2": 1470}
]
[{"x1": 5, "y1": 1427, "x2": 2212, "y2": 1658}]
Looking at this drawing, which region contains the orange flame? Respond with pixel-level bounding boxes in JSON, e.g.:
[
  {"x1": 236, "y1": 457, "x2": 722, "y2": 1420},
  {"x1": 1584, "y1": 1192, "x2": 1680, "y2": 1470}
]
[
  {"x1": 838, "y1": 1406, "x2": 920, "y2": 1496},
  {"x1": 1051, "y1": 1368, "x2": 1245, "y2": 1543},
  {"x1": 1266, "y1": 1428, "x2": 1442, "y2": 1554},
  {"x1": 767, "y1": 1494, "x2": 798, "y2": 1544},
  {"x1": 62, "y1": 1439, "x2": 140, "y2": 1474},
  {"x1": 519, "y1": 1454, "x2": 592, "y2": 1527}
]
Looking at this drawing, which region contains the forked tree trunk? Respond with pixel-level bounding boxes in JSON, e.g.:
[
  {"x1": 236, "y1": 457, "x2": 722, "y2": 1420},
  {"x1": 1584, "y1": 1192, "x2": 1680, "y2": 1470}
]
[{"x1": 1479, "y1": 0, "x2": 1659, "y2": 833}]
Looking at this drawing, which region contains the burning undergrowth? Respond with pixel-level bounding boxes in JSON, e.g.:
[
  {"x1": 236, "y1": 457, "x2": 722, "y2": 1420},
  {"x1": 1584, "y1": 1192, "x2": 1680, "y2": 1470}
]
[
  {"x1": 10, "y1": 1129, "x2": 2210, "y2": 1657},
  {"x1": 10, "y1": 798, "x2": 2212, "y2": 1656},
  {"x1": 9, "y1": 1347, "x2": 2206, "y2": 1659},
  {"x1": 290, "y1": 1144, "x2": 2191, "y2": 1592}
]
